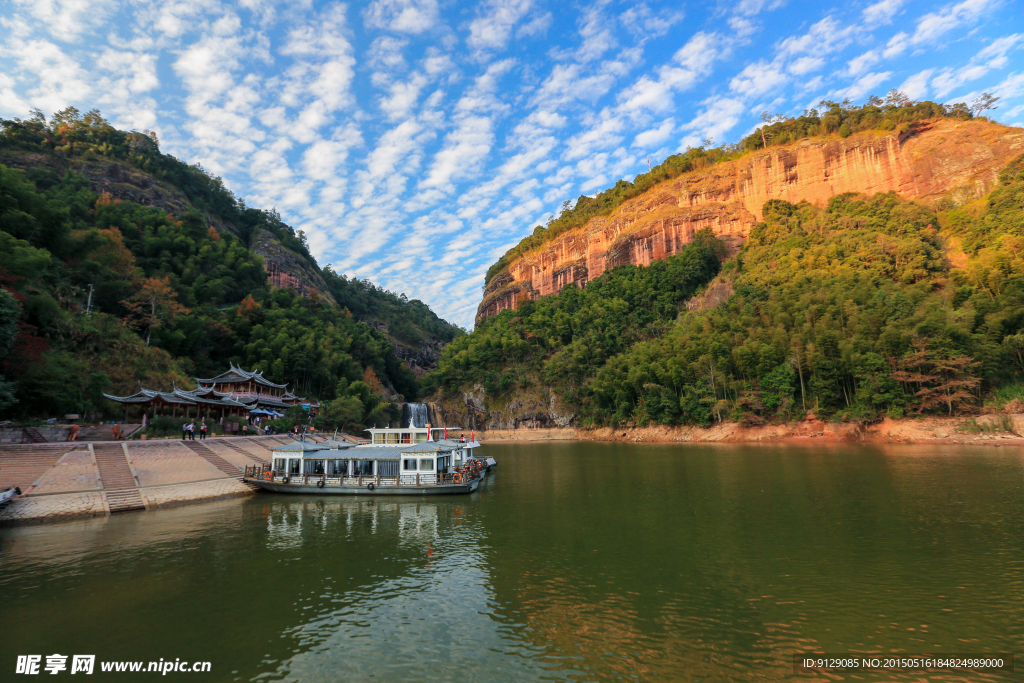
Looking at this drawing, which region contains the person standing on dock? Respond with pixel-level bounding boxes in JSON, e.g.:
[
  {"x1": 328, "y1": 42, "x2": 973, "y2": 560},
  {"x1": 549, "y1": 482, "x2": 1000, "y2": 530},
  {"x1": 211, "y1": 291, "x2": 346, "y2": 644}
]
[
  {"x1": 182, "y1": 422, "x2": 188, "y2": 440},
  {"x1": 199, "y1": 422, "x2": 207, "y2": 440}
]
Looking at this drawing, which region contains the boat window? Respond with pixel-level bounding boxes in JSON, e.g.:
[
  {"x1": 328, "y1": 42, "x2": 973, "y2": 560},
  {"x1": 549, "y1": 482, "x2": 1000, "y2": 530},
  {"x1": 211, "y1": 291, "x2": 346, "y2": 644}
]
[
  {"x1": 401, "y1": 432, "x2": 412, "y2": 444},
  {"x1": 288, "y1": 459, "x2": 301, "y2": 474},
  {"x1": 328, "y1": 460, "x2": 348, "y2": 476},
  {"x1": 273, "y1": 458, "x2": 286, "y2": 473},
  {"x1": 415, "y1": 433, "x2": 428, "y2": 443},
  {"x1": 305, "y1": 459, "x2": 325, "y2": 475},
  {"x1": 372, "y1": 433, "x2": 384, "y2": 444},
  {"x1": 355, "y1": 459, "x2": 374, "y2": 476},
  {"x1": 378, "y1": 460, "x2": 399, "y2": 477},
  {"x1": 419, "y1": 458, "x2": 433, "y2": 471},
  {"x1": 403, "y1": 459, "x2": 417, "y2": 471}
]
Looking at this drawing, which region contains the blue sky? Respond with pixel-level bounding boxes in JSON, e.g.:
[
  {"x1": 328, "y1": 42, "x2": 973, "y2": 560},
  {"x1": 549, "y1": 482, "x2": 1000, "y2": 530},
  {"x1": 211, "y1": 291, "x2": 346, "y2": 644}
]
[{"x1": 1, "y1": 0, "x2": 1022, "y2": 328}]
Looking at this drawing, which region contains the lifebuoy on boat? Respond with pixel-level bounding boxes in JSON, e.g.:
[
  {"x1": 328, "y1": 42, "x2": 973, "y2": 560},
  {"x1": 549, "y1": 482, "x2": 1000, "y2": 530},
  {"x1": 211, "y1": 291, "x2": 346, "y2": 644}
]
[
  {"x1": 317, "y1": 479, "x2": 325, "y2": 488},
  {"x1": 367, "y1": 483, "x2": 376, "y2": 491},
  {"x1": 452, "y1": 472, "x2": 462, "y2": 483},
  {"x1": 282, "y1": 476, "x2": 290, "y2": 484},
  {"x1": 264, "y1": 472, "x2": 272, "y2": 481}
]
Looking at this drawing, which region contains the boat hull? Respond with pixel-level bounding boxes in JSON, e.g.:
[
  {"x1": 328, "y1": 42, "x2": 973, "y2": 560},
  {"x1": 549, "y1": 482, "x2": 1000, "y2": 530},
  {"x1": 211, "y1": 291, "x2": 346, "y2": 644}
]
[{"x1": 248, "y1": 479, "x2": 480, "y2": 495}]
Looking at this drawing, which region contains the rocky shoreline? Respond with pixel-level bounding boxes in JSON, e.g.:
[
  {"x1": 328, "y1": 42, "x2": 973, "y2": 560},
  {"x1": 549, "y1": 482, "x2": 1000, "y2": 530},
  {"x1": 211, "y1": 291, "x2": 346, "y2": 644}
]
[{"x1": 476, "y1": 414, "x2": 1024, "y2": 446}]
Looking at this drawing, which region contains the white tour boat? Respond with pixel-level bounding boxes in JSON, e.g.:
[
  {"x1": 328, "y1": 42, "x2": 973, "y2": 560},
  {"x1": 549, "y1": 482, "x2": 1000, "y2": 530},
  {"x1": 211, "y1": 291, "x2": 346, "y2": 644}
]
[{"x1": 245, "y1": 422, "x2": 495, "y2": 496}]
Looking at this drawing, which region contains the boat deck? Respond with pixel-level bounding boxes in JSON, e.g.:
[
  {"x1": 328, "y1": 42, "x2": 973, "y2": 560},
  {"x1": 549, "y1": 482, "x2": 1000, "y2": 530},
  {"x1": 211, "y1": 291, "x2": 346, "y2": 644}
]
[{"x1": 244, "y1": 465, "x2": 486, "y2": 496}]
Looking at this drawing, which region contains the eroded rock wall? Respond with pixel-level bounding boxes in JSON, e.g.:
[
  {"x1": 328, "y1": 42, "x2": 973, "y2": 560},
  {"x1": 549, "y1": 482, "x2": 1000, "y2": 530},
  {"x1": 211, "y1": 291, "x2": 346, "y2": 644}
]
[{"x1": 477, "y1": 119, "x2": 1024, "y2": 322}]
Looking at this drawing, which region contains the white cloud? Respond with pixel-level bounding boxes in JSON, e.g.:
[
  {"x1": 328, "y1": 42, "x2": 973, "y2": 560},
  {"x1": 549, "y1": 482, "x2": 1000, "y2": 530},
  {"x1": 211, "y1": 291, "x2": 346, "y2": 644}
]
[
  {"x1": 883, "y1": 32, "x2": 909, "y2": 58},
  {"x1": 379, "y1": 73, "x2": 429, "y2": 120},
  {"x1": 617, "y1": 32, "x2": 722, "y2": 114},
  {"x1": 788, "y1": 56, "x2": 824, "y2": 75},
  {"x1": 976, "y1": 33, "x2": 1023, "y2": 66},
  {"x1": 777, "y1": 17, "x2": 853, "y2": 57},
  {"x1": 565, "y1": 112, "x2": 625, "y2": 160},
  {"x1": 733, "y1": 0, "x2": 786, "y2": 17},
  {"x1": 862, "y1": 0, "x2": 904, "y2": 26},
  {"x1": 467, "y1": 0, "x2": 533, "y2": 52},
  {"x1": 900, "y1": 69, "x2": 934, "y2": 100},
  {"x1": 421, "y1": 115, "x2": 494, "y2": 191},
  {"x1": 910, "y1": 0, "x2": 998, "y2": 46},
  {"x1": 933, "y1": 64, "x2": 993, "y2": 96},
  {"x1": 847, "y1": 50, "x2": 880, "y2": 76},
  {"x1": 730, "y1": 60, "x2": 788, "y2": 97},
  {"x1": 368, "y1": 36, "x2": 409, "y2": 71},
  {"x1": 516, "y1": 12, "x2": 551, "y2": 39},
  {"x1": 931, "y1": 34, "x2": 1023, "y2": 96},
  {"x1": 620, "y1": 3, "x2": 684, "y2": 39},
  {"x1": 11, "y1": 0, "x2": 112, "y2": 42},
  {"x1": 2, "y1": 38, "x2": 93, "y2": 114},
  {"x1": 633, "y1": 118, "x2": 675, "y2": 148},
  {"x1": 681, "y1": 96, "x2": 746, "y2": 147},
  {"x1": 364, "y1": 0, "x2": 439, "y2": 34},
  {"x1": 832, "y1": 71, "x2": 892, "y2": 100}
]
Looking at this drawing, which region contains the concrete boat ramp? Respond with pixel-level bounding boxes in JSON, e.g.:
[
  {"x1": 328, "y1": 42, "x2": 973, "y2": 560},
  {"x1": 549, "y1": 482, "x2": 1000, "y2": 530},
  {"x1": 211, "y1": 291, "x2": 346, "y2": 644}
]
[{"x1": 0, "y1": 436, "x2": 298, "y2": 526}]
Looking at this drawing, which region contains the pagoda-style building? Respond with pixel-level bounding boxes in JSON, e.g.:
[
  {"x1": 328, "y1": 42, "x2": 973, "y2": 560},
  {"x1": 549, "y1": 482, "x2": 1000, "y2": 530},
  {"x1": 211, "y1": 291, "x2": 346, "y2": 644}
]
[{"x1": 104, "y1": 364, "x2": 314, "y2": 422}]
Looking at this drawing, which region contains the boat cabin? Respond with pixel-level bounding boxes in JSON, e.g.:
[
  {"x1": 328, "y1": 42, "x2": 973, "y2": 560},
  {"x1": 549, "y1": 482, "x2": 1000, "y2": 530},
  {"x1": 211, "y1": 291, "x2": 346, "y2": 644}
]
[{"x1": 268, "y1": 423, "x2": 481, "y2": 487}]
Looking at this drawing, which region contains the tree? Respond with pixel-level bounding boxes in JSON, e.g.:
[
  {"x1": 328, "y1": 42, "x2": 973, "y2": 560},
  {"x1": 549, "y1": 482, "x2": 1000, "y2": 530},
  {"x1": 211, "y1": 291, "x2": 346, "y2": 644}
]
[
  {"x1": 971, "y1": 92, "x2": 1000, "y2": 117},
  {"x1": 121, "y1": 277, "x2": 189, "y2": 347},
  {"x1": 892, "y1": 339, "x2": 981, "y2": 415},
  {"x1": 0, "y1": 288, "x2": 19, "y2": 411},
  {"x1": 884, "y1": 89, "x2": 911, "y2": 108}
]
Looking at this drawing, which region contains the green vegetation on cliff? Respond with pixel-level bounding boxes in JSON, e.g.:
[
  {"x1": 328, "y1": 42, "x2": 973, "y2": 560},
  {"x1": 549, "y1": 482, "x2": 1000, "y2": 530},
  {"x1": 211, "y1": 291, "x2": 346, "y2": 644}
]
[
  {"x1": 426, "y1": 231, "x2": 724, "y2": 401},
  {"x1": 0, "y1": 108, "x2": 461, "y2": 422},
  {"x1": 434, "y1": 153, "x2": 1024, "y2": 427},
  {"x1": 485, "y1": 94, "x2": 985, "y2": 287}
]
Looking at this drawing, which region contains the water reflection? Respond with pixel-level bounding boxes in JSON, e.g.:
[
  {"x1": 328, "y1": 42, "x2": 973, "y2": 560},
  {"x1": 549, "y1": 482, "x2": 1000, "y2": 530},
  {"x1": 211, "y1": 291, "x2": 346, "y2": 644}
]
[{"x1": 0, "y1": 443, "x2": 1021, "y2": 682}]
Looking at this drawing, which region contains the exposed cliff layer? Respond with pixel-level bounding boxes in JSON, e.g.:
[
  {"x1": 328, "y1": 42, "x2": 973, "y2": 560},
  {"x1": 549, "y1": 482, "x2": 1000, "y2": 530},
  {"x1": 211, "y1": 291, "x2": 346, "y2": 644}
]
[
  {"x1": 250, "y1": 228, "x2": 337, "y2": 304},
  {"x1": 477, "y1": 119, "x2": 1024, "y2": 322}
]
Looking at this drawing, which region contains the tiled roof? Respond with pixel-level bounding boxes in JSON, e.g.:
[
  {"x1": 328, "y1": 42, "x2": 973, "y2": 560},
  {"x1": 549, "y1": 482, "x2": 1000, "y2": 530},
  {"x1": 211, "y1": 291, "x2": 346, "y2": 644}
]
[{"x1": 194, "y1": 363, "x2": 288, "y2": 389}]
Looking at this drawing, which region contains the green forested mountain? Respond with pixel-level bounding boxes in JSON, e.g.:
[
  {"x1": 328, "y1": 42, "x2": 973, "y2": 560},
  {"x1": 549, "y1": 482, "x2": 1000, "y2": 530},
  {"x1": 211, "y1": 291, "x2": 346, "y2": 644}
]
[
  {"x1": 0, "y1": 108, "x2": 462, "y2": 426},
  {"x1": 430, "y1": 153, "x2": 1024, "y2": 427}
]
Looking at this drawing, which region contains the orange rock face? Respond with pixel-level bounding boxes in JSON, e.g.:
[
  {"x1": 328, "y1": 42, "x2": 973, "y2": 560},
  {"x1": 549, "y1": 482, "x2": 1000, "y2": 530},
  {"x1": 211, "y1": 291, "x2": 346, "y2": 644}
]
[{"x1": 476, "y1": 119, "x2": 1024, "y2": 323}]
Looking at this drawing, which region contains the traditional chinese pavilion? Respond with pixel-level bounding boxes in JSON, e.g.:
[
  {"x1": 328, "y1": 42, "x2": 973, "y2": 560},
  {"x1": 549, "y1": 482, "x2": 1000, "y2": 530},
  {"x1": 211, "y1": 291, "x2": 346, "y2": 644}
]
[{"x1": 104, "y1": 364, "x2": 313, "y2": 422}]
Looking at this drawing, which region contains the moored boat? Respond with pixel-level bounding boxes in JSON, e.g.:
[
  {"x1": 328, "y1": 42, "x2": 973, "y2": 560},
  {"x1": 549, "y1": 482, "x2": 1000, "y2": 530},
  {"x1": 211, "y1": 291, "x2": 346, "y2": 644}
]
[
  {"x1": 245, "y1": 422, "x2": 491, "y2": 496},
  {"x1": 0, "y1": 485, "x2": 22, "y2": 507}
]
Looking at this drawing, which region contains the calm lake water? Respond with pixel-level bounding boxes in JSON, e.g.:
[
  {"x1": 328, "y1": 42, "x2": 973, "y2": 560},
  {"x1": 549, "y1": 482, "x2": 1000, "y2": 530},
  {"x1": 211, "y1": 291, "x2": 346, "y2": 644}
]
[{"x1": 2, "y1": 442, "x2": 1023, "y2": 682}]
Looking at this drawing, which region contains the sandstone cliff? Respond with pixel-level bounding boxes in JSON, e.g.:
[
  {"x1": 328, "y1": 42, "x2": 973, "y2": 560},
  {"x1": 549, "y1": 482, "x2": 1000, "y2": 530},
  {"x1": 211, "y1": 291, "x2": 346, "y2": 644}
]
[
  {"x1": 250, "y1": 228, "x2": 337, "y2": 304},
  {"x1": 477, "y1": 119, "x2": 1024, "y2": 322}
]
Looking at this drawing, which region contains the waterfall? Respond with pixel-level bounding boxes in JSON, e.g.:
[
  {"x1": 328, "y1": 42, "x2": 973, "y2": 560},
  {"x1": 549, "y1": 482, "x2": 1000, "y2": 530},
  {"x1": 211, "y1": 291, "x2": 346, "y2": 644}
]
[{"x1": 402, "y1": 402, "x2": 429, "y2": 428}]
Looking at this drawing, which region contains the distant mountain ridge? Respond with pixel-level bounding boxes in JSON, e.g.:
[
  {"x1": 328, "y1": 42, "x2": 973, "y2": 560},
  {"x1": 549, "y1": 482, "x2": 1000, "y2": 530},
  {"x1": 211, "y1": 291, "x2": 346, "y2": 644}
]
[
  {"x1": 0, "y1": 108, "x2": 462, "y2": 421},
  {"x1": 478, "y1": 117, "x2": 1024, "y2": 323}
]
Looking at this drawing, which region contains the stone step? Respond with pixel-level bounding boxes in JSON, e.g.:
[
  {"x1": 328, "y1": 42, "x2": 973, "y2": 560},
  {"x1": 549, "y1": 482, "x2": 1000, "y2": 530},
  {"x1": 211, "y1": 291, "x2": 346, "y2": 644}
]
[
  {"x1": 0, "y1": 446, "x2": 82, "y2": 489},
  {"x1": 106, "y1": 488, "x2": 146, "y2": 513},
  {"x1": 218, "y1": 439, "x2": 270, "y2": 465},
  {"x1": 92, "y1": 444, "x2": 138, "y2": 489},
  {"x1": 183, "y1": 441, "x2": 243, "y2": 476}
]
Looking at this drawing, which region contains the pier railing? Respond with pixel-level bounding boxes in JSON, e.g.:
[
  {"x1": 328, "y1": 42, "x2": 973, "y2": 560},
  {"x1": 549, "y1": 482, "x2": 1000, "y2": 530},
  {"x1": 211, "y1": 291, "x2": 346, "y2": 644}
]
[{"x1": 243, "y1": 465, "x2": 470, "y2": 488}]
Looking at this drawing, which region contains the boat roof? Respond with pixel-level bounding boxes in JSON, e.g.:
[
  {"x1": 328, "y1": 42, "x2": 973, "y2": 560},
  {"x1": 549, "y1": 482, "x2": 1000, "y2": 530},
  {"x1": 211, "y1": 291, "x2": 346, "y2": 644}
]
[
  {"x1": 272, "y1": 440, "x2": 332, "y2": 452},
  {"x1": 274, "y1": 441, "x2": 466, "y2": 459}
]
